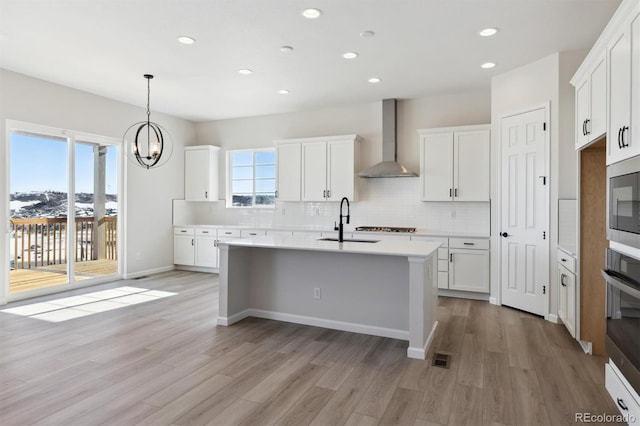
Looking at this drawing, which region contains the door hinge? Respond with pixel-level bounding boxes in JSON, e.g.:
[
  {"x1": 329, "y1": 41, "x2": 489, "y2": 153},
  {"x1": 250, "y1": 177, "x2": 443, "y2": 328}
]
[
  {"x1": 543, "y1": 231, "x2": 546, "y2": 240},
  {"x1": 543, "y1": 122, "x2": 547, "y2": 131},
  {"x1": 543, "y1": 285, "x2": 546, "y2": 295}
]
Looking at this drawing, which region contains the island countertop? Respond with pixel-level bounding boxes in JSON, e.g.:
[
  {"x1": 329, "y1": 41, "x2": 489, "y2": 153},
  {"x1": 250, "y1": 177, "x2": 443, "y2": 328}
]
[{"x1": 218, "y1": 235, "x2": 442, "y2": 258}]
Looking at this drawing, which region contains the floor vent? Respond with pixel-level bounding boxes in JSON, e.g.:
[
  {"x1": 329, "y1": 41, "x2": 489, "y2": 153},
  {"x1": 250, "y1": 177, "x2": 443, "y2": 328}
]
[
  {"x1": 133, "y1": 276, "x2": 148, "y2": 280},
  {"x1": 432, "y1": 353, "x2": 450, "y2": 369}
]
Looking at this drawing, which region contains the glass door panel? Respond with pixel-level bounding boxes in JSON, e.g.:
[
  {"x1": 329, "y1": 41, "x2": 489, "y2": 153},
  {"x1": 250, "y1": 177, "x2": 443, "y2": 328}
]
[
  {"x1": 9, "y1": 132, "x2": 69, "y2": 294},
  {"x1": 73, "y1": 142, "x2": 118, "y2": 281}
]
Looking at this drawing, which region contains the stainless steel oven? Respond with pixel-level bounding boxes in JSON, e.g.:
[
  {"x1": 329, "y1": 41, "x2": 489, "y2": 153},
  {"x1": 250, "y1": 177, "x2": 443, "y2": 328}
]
[
  {"x1": 602, "y1": 248, "x2": 640, "y2": 395},
  {"x1": 608, "y1": 156, "x2": 640, "y2": 249}
]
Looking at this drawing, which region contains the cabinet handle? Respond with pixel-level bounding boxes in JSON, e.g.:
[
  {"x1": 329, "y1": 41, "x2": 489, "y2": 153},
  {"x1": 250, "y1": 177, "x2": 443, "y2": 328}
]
[
  {"x1": 275, "y1": 190, "x2": 278, "y2": 198},
  {"x1": 214, "y1": 240, "x2": 218, "y2": 247},
  {"x1": 585, "y1": 119, "x2": 590, "y2": 135},
  {"x1": 561, "y1": 274, "x2": 567, "y2": 287},
  {"x1": 202, "y1": 230, "x2": 209, "y2": 234},
  {"x1": 327, "y1": 189, "x2": 331, "y2": 198},
  {"x1": 617, "y1": 398, "x2": 629, "y2": 411},
  {"x1": 191, "y1": 239, "x2": 194, "y2": 246},
  {"x1": 561, "y1": 258, "x2": 567, "y2": 262},
  {"x1": 249, "y1": 232, "x2": 257, "y2": 236},
  {"x1": 622, "y1": 126, "x2": 629, "y2": 147},
  {"x1": 224, "y1": 231, "x2": 232, "y2": 235},
  {"x1": 181, "y1": 230, "x2": 187, "y2": 233},
  {"x1": 449, "y1": 188, "x2": 452, "y2": 197},
  {"x1": 323, "y1": 190, "x2": 326, "y2": 198},
  {"x1": 454, "y1": 188, "x2": 458, "y2": 197},
  {"x1": 205, "y1": 191, "x2": 208, "y2": 199},
  {"x1": 582, "y1": 120, "x2": 586, "y2": 136},
  {"x1": 463, "y1": 242, "x2": 475, "y2": 246},
  {"x1": 618, "y1": 128, "x2": 623, "y2": 149},
  {"x1": 449, "y1": 253, "x2": 453, "y2": 262}
]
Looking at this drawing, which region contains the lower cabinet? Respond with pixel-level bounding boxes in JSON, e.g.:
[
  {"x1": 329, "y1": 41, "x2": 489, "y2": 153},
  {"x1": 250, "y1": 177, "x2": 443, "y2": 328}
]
[
  {"x1": 195, "y1": 235, "x2": 217, "y2": 268},
  {"x1": 557, "y1": 249, "x2": 577, "y2": 338},
  {"x1": 174, "y1": 227, "x2": 195, "y2": 266},
  {"x1": 445, "y1": 237, "x2": 490, "y2": 293}
]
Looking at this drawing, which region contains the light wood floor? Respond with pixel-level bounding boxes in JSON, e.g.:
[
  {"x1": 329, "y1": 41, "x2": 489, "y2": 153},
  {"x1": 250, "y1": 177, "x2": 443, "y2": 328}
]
[{"x1": 0, "y1": 271, "x2": 619, "y2": 425}]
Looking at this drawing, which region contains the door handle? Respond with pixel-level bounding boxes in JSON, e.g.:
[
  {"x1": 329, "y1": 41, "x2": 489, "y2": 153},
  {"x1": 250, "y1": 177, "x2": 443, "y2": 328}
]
[{"x1": 501, "y1": 232, "x2": 509, "y2": 238}]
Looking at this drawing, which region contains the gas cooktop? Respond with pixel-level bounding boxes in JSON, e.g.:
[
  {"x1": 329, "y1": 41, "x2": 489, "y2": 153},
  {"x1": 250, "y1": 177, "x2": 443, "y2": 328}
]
[{"x1": 355, "y1": 226, "x2": 416, "y2": 233}]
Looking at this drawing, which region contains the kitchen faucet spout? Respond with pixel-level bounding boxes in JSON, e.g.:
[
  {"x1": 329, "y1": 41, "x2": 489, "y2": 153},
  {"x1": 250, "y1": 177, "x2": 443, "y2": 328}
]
[{"x1": 335, "y1": 197, "x2": 350, "y2": 242}]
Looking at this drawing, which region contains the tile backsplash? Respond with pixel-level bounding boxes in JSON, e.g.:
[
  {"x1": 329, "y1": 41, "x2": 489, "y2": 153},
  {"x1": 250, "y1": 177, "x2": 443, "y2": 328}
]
[{"x1": 174, "y1": 178, "x2": 490, "y2": 235}]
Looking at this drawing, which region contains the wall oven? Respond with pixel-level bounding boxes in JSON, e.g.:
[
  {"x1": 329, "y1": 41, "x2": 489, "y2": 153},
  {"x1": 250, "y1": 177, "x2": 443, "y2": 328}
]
[
  {"x1": 608, "y1": 156, "x2": 640, "y2": 249},
  {"x1": 602, "y1": 248, "x2": 640, "y2": 395}
]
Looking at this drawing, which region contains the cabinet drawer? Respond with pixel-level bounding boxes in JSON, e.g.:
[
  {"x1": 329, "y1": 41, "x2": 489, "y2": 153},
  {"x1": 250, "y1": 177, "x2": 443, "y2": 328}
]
[
  {"x1": 449, "y1": 238, "x2": 489, "y2": 250},
  {"x1": 557, "y1": 251, "x2": 576, "y2": 273},
  {"x1": 438, "y1": 259, "x2": 449, "y2": 272},
  {"x1": 605, "y1": 363, "x2": 640, "y2": 421},
  {"x1": 218, "y1": 229, "x2": 241, "y2": 238},
  {"x1": 196, "y1": 228, "x2": 216, "y2": 237},
  {"x1": 437, "y1": 247, "x2": 449, "y2": 260},
  {"x1": 242, "y1": 229, "x2": 266, "y2": 238},
  {"x1": 174, "y1": 227, "x2": 194, "y2": 236}
]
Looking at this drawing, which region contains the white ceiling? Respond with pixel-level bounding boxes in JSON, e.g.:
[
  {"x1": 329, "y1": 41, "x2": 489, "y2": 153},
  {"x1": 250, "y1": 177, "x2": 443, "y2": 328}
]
[{"x1": 0, "y1": 0, "x2": 620, "y2": 122}]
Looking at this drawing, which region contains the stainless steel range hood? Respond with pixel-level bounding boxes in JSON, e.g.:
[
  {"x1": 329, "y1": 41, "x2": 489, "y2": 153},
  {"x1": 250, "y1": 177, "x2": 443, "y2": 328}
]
[{"x1": 358, "y1": 99, "x2": 418, "y2": 178}]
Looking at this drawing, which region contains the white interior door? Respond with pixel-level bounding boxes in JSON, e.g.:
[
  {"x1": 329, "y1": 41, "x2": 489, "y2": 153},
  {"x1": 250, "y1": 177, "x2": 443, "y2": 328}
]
[{"x1": 500, "y1": 107, "x2": 549, "y2": 317}]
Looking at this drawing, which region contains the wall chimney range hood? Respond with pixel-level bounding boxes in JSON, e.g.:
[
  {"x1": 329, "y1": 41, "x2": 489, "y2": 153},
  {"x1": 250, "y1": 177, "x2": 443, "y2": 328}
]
[{"x1": 358, "y1": 99, "x2": 418, "y2": 178}]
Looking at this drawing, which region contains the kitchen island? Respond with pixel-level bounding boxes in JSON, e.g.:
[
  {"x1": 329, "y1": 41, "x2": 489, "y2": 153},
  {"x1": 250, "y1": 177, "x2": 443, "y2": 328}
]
[{"x1": 216, "y1": 236, "x2": 440, "y2": 359}]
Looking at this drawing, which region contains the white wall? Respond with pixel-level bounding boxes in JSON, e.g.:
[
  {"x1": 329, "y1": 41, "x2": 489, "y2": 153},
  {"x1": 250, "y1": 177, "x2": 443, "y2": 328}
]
[
  {"x1": 0, "y1": 69, "x2": 195, "y2": 302},
  {"x1": 490, "y1": 50, "x2": 586, "y2": 317},
  {"x1": 190, "y1": 93, "x2": 491, "y2": 233}
]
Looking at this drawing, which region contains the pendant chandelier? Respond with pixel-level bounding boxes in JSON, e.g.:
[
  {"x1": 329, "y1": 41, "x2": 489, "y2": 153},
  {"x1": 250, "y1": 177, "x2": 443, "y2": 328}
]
[{"x1": 123, "y1": 74, "x2": 173, "y2": 169}]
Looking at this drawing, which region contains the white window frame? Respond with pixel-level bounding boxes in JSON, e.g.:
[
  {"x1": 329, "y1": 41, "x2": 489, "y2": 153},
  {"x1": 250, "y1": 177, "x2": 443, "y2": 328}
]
[{"x1": 225, "y1": 148, "x2": 276, "y2": 208}]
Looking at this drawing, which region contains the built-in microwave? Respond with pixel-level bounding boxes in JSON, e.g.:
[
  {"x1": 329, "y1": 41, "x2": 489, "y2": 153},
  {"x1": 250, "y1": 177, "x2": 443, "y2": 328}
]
[
  {"x1": 608, "y1": 156, "x2": 640, "y2": 249},
  {"x1": 602, "y1": 248, "x2": 640, "y2": 396}
]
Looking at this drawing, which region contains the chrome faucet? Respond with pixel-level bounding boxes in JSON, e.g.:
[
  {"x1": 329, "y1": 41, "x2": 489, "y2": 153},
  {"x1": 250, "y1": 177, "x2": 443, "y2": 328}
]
[{"x1": 334, "y1": 197, "x2": 350, "y2": 242}]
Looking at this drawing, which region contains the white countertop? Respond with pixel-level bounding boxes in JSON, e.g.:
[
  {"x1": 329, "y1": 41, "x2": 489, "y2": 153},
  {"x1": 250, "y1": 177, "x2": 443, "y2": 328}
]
[
  {"x1": 217, "y1": 235, "x2": 442, "y2": 258},
  {"x1": 173, "y1": 224, "x2": 489, "y2": 239}
]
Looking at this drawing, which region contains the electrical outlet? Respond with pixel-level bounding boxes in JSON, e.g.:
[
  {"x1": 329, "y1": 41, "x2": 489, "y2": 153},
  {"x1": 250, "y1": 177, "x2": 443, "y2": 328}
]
[{"x1": 313, "y1": 287, "x2": 321, "y2": 299}]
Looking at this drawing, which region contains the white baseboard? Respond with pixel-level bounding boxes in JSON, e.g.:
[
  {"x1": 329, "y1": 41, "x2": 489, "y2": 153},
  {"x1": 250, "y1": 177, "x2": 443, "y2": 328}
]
[
  {"x1": 579, "y1": 339, "x2": 592, "y2": 354},
  {"x1": 546, "y1": 314, "x2": 560, "y2": 324},
  {"x1": 217, "y1": 309, "x2": 250, "y2": 326},
  {"x1": 407, "y1": 320, "x2": 438, "y2": 360},
  {"x1": 175, "y1": 265, "x2": 219, "y2": 274},
  {"x1": 245, "y1": 309, "x2": 409, "y2": 340},
  {"x1": 124, "y1": 265, "x2": 175, "y2": 280},
  {"x1": 489, "y1": 296, "x2": 499, "y2": 306},
  {"x1": 438, "y1": 289, "x2": 490, "y2": 301}
]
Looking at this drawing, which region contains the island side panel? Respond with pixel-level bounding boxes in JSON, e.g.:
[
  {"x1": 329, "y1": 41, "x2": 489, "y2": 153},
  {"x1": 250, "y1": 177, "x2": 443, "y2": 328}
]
[
  {"x1": 217, "y1": 244, "x2": 251, "y2": 325},
  {"x1": 246, "y1": 247, "x2": 410, "y2": 338},
  {"x1": 407, "y1": 253, "x2": 438, "y2": 360}
]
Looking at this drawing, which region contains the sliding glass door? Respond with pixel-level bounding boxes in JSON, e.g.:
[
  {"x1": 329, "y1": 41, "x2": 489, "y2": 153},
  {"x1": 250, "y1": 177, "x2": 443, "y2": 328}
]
[{"x1": 7, "y1": 123, "x2": 121, "y2": 298}]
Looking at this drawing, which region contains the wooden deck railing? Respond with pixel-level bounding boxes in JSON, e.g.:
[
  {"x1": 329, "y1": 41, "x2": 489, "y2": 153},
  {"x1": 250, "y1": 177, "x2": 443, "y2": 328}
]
[{"x1": 10, "y1": 217, "x2": 117, "y2": 269}]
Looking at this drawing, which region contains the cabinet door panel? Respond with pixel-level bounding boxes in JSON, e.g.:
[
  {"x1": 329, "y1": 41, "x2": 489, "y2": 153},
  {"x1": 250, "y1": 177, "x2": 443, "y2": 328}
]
[
  {"x1": 590, "y1": 56, "x2": 607, "y2": 141},
  {"x1": 302, "y1": 142, "x2": 327, "y2": 201},
  {"x1": 575, "y1": 78, "x2": 590, "y2": 149},
  {"x1": 185, "y1": 150, "x2": 209, "y2": 201},
  {"x1": 195, "y1": 236, "x2": 217, "y2": 268},
  {"x1": 454, "y1": 130, "x2": 490, "y2": 201},
  {"x1": 327, "y1": 140, "x2": 354, "y2": 201},
  {"x1": 174, "y1": 235, "x2": 195, "y2": 266},
  {"x1": 276, "y1": 144, "x2": 302, "y2": 201},
  {"x1": 607, "y1": 30, "x2": 632, "y2": 164},
  {"x1": 448, "y1": 249, "x2": 489, "y2": 292},
  {"x1": 421, "y1": 133, "x2": 453, "y2": 201}
]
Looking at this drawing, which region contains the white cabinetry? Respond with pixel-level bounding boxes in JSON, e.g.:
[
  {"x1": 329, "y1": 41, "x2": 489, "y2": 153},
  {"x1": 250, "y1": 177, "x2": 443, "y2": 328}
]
[
  {"x1": 557, "y1": 251, "x2": 576, "y2": 338},
  {"x1": 297, "y1": 135, "x2": 360, "y2": 202},
  {"x1": 448, "y1": 238, "x2": 490, "y2": 293},
  {"x1": 607, "y1": 6, "x2": 640, "y2": 164},
  {"x1": 575, "y1": 54, "x2": 606, "y2": 149},
  {"x1": 418, "y1": 125, "x2": 490, "y2": 202},
  {"x1": 185, "y1": 145, "x2": 220, "y2": 201},
  {"x1": 195, "y1": 229, "x2": 217, "y2": 268},
  {"x1": 275, "y1": 143, "x2": 301, "y2": 201},
  {"x1": 410, "y1": 235, "x2": 449, "y2": 289},
  {"x1": 606, "y1": 362, "x2": 640, "y2": 422},
  {"x1": 174, "y1": 227, "x2": 195, "y2": 266}
]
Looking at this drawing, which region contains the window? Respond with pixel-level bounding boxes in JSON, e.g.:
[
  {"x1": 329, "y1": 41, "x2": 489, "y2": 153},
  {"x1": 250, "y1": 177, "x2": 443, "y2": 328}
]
[{"x1": 227, "y1": 149, "x2": 276, "y2": 207}]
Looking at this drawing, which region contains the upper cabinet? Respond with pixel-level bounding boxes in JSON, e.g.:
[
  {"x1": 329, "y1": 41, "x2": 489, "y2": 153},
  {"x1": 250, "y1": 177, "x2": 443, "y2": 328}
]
[
  {"x1": 275, "y1": 143, "x2": 302, "y2": 201},
  {"x1": 185, "y1": 145, "x2": 220, "y2": 201},
  {"x1": 418, "y1": 125, "x2": 490, "y2": 202},
  {"x1": 575, "y1": 53, "x2": 606, "y2": 149},
  {"x1": 275, "y1": 135, "x2": 360, "y2": 202}
]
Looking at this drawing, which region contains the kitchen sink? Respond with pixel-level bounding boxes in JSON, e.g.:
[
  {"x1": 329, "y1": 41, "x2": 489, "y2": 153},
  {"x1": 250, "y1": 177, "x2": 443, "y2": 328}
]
[{"x1": 317, "y1": 238, "x2": 380, "y2": 243}]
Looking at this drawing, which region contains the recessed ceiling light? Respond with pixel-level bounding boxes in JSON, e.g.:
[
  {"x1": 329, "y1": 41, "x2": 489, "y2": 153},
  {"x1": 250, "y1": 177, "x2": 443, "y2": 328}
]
[
  {"x1": 280, "y1": 45, "x2": 294, "y2": 52},
  {"x1": 238, "y1": 69, "x2": 253, "y2": 75},
  {"x1": 360, "y1": 30, "x2": 375, "y2": 38},
  {"x1": 343, "y1": 52, "x2": 359, "y2": 59},
  {"x1": 177, "y1": 36, "x2": 196, "y2": 45},
  {"x1": 368, "y1": 77, "x2": 381, "y2": 83},
  {"x1": 481, "y1": 62, "x2": 496, "y2": 69},
  {"x1": 302, "y1": 8, "x2": 322, "y2": 19},
  {"x1": 479, "y1": 28, "x2": 499, "y2": 37},
  {"x1": 278, "y1": 89, "x2": 289, "y2": 95}
]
